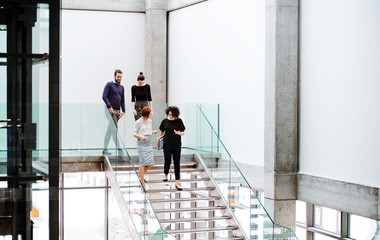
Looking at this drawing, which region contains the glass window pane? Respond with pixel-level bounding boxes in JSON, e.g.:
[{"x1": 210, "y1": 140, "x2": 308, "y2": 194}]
[
  {"x1": 296, "y1": 226, "x2": 307, "y2": 240},
  {"x1": 32, "y1": 181, "x2": 49, "y2": 240},
  {"x1": 314, "y1": 205, "x2": 341, "y2": 234},
  {"x1": 350, "y1": 214, "x2": 380, "y2": 239},
  {"x1": 64, "y1": 172, "x2": 106, "y2": 188},
  {"x1": 296, "y1": 200, "x2": 306, "y2": 224},
  {"x1": 64, "y1": 189, "x2": 105, "y2": 239},
  {"x1": 314, "y1": 233, "x2": 337, "y2": 240}
]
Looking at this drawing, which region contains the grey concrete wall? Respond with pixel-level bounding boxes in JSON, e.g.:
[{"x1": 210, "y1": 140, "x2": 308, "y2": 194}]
[
  {"x1": 235, "y1": 162, "x2": 264, "y2": 191},
  {"x1": 298, "y1": 174, "x2": 380, "y2": 221},
  {"x1": 167, "y1": 0, "x2": 207, "y2": 11},
  {"x1": 62, "y1": 0, "x2": 145, "y2": 12},
  {"x1": 264, "y1": 0, "x2": 299, "y2": 230},
  {"x1": 145, "y1": 0, "x2": 167, "y2": 103}
]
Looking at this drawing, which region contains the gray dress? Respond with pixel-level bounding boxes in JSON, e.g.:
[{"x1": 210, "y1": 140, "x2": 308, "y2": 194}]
[{"x1": 137, "y1": 135, "x2": 154, "y2": 166}]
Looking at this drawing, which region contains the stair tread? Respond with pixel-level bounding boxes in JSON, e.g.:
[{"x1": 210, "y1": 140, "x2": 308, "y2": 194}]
[
  {"x1": 134, "y1": 163, "x2": 198, "y2": 169},
  {"x1": 146, "y1": 187, "x2": 213, "y2": 193},
  {"x1": 150, "y1": 196, "x2": 218, "y2": 203},
  {"x1": 146, "y1": 178, "x2": 209, "y2": 184},
  {"x1": 145, "y1": 169, "x2": 204, "y2": 174},
  {"x1": 159, "y1": 216, "x2": 231, "y2": 223},
  {"x1": 207, "y1": 238, "x2": 244, "y2": 240},
  {"x1": 155, "y1": 206, "x2": 225, "y2": 213},
  {"x1": 165, "y1": 226, "x2": 237, "y2": 234}
]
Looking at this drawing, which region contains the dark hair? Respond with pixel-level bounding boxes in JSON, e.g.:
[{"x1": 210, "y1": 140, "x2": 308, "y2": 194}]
[
  {"x1": 165, "y1": 106, "x2": 180, "y2": 118},
  {"x1": 114, "y1": 69, "x2": 123, "y2": 76},
  {"x1": 137, "y1": 72, "x2": 145, "y2": 81},
  {"x1": 140, "y1": 106, "x2": 151, "y2": 118}
]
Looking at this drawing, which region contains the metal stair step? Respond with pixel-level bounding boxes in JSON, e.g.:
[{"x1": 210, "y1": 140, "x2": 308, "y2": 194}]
[
  {"x1": 146, "y1": 187, "x2": 213, "y2": 193},
  {"x1": 150, "y1": 196, "x2": 218, "y2": 203},
  {"x1": 145, "y1": 178, "x2": 209, "y2": 184},
  {"x1": 155, "y1": 206, "x2": 225, "y2": 213},
  {"x1": 159, "y1": 216, "x2": 231, "y2": 223},
  {"x1": 145, "y1": 169, "x2": 204, "y2": 174},
  {"x1": 134, "y1": 163, "x2": 199, "y2": 170},
  {"x1": 207, "y1": 238, "x2": 244, "y2": 240},
  {"x1": 165, "y1": 226, "x2": 237, "y2": 234}
]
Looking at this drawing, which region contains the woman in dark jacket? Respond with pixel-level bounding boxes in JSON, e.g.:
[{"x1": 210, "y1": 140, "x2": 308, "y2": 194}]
[{"x1": 158, "y1": 106, "x2": 185, "y2": 190}]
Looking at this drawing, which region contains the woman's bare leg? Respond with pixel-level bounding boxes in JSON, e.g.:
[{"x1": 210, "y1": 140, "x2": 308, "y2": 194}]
[{"x1": 139, "y1": 166, "x2": 145, "y2": 189}]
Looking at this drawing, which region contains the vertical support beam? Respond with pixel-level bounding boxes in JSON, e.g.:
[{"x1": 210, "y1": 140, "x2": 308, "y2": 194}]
[
  {"x1": 105, "y1": 177, "x2": 109, "y2": 240},
  {"x1": 190, "y1": 174, "x2": 196, "y2": 239},
  {"x1": 145, "y1": 0, "x2": 167, "y2": 103},
  {"x1": 264, "y1": 0, "x2": 299, "y2": 231},
  {"x1": 306, "y1": 202, "x2": 313, "y2": 239},
  {"x1": 341, "y1": 212, "x2": 349, "y2": 238},
  {"x1": 49, "y1": 1, "x2": 61, "y2": 240}
]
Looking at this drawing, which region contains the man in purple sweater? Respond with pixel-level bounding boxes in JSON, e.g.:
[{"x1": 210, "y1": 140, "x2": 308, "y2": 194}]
[{"x1": 102, "y1": 69, "x2": 126, "y2": 155}]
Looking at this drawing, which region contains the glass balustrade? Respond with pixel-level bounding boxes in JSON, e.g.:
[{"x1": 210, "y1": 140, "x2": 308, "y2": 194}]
[
  {"x1": 60, "y1": 102, "x2": 297, "y2": 239},
  {"x1": 61, "y1": 103, "x2": 174, "y2": 239},
  {"x1": 192, "y1": 104, "x2": 297, "y2": 240}
]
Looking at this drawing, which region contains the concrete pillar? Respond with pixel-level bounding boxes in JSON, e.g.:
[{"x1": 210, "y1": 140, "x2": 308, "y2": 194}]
[
  {"x1": 264, "y1": 0, "x2": 299, "y2": 231},
  {"x1": 145, "y1": 0, "x2": 167, "y2": 103}
]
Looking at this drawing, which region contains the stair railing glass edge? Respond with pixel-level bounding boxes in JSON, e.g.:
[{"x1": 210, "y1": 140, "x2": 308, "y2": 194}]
[
  {"x1": 195, "y1": 104, "x2": 298, "y2": 240},
  {"x1": 106, "y1": 106, "x2": 175, "y2": 240}
]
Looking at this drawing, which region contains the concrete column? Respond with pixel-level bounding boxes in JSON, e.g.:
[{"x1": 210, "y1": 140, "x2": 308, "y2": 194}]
[
  {"x1": 145, "y1": 0, "x2": 167, "y2": 103},
  {"x1": 264, "y1": 0, "x2": 299, "y2": 231}
]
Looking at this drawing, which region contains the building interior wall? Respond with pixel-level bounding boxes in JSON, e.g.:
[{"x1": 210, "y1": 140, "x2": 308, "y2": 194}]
[
  {"x1": 61, "y1": 9, "x2": 145, "y2": 149},
  {"x1": 167, "y1": 0, "x2": 266, "y2": 167},
  {"x1": 299, "y1": 0, "x2": 380, "y2": 188}
]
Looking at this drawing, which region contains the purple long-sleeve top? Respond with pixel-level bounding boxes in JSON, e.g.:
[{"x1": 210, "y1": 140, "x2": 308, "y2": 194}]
[{"x1": 102, "y1": 81, "x2": 126, "y2": 112}]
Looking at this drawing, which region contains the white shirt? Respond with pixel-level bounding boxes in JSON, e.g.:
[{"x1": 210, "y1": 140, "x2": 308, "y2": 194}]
[{"x1": 133, "y1": 118, "x2": 152, "y2": 136}]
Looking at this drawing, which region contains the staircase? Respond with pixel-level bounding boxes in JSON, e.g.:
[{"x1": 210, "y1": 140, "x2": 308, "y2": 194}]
[
  {"x1": 109, "y1": 154, "x2": 245, "y2": 240},
  {"x1": 101, "y1": 104, "x2": 297, "y2": 239}
]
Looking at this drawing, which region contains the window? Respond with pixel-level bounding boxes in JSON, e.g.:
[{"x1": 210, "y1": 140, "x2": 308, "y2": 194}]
[
  {"x1": 314, "y1": 205, "x2": 340, "y2": 234},
  {"x1": 350, "y1": 214, "x2": 379, "y2": 239}
]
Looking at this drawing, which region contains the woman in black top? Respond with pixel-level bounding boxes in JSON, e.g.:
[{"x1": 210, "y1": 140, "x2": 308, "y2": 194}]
[
  {"x1": 159, "y1": 106, "x2": 186, "y2": 190},
  {"x1": 131, "y1": 72, "x2": 153, "y2": 121}
]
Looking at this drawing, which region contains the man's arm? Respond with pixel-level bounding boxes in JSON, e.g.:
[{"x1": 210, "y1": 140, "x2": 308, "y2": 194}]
[
  {"x1": 102, "y1": 82, "x2": 112, "y2": 107},
  {"x1": 102, "y1": 83, "x2": 113, "y2": 114},
  {"x1": 118, "y1": 87, "x2": 126, "y2": 119}
]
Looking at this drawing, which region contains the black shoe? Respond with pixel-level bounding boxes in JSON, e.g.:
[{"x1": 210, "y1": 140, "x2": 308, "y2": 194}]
[
  {"x1": 162, "y1": 178, "x2": 168, "y2": 182},
  {"x1": 175, "y1": 185, "x2": 183, "y2": 191},
  {"x1": 102, "y1": 149, "x2": 112, "y2": 155}
]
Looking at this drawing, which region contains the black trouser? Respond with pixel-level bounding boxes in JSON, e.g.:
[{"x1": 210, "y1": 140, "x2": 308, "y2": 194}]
[{"x1": 163, "y1": 144, "x2": 181, "y2": 180}]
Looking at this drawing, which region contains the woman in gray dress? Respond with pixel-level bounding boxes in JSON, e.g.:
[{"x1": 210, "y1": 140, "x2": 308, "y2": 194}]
[{"x1": 133, "y1": 107, "x2": 158, "y2": 189}]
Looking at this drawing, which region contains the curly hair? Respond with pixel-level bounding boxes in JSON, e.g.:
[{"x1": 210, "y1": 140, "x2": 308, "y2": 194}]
[
  {"x1": 165, "y1": 106, "x2": 180, "y2": 118},
  {"x1": 140, "y1": 106, "x2": 151, "y2": 118}
]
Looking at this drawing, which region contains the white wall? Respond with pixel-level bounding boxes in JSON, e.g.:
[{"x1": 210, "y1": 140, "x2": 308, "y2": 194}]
[
  {"x1": 299, "y1": 0, "x2": 380, "y2": 188},
  {"x1": 168, "y1": 0, "x2": 266, "y2": 166},
  {"x1": 62, "y1": 10, "x2": 145, "y2": 149}
]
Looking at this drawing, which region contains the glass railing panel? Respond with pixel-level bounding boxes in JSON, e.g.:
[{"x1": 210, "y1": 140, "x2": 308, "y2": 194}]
[
  {"x1": 108, "y1": 186, "x2": 131, "y2": 239},
  {"x1": 195, "y1": 104, "x2": 297, "y2": 240},
  {"x1": 61, "y1": 103, "x2": 173, "y2": 239},
  {"x1": 107, "y1": 113, "x2": 174, "y2": 240},
  {"x1": 198, "y1": 103, "x2": 219, "y2": 136}
]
